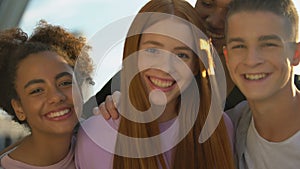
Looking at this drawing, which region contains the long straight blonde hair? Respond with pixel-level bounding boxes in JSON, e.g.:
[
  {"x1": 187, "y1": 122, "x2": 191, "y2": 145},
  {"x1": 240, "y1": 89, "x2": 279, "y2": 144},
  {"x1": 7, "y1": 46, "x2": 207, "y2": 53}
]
[{"x1": 113, "y1": 0, "x2": 235, "y2": 168}]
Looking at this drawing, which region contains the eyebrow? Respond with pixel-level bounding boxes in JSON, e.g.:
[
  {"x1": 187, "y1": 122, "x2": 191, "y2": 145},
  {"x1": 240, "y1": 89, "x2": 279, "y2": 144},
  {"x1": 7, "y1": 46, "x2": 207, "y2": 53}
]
[
  {"x1": 141, "y1": 40, "x2": 163, "y2": 47},
  {"x1": 55, "y1": 72, "x2": 72, "y2": 80},
  {"x1": 227, "y1": 35, "x2": 283, "y2": 44},
  {"x1": 227, "y1": 37, "x2": 244, "y2": 44},
  {"x1": 24, "y1": 72, "x2": 73, "y2": 89},
  {"x1": 24, "y1": 79, "x2": 45, "y2": 89},
  {"x1": 258, "y1": 35, "x2": 282, "y2": 42},
  {"x1": 174, "y1": 46, "x2": 193, "y2": 52},
  {"x1": 142, "y1": 40, "x2": 192, "y2": 51}
]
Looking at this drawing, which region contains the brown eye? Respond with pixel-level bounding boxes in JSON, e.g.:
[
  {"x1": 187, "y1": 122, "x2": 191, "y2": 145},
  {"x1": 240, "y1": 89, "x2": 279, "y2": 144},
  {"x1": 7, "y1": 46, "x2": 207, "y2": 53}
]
[
  {"x1": 201, "y1": 0, "x2": 213, "y2": 8},
  {"x1": 231, "y1": 44, "x2": 246, "y2": 50},
  {"x1": 58, "y1": 81, "x2": 73, "y2": 87},
  {"x1": 29, "y1": 88, "x2": 44, "y2": 95}
]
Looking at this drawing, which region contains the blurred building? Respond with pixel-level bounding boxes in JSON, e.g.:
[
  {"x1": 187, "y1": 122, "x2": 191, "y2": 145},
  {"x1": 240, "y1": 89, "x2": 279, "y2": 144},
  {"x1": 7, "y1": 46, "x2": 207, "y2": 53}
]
[{"x1": 0, "y1": 0, "x2": 29, "y2": 30}]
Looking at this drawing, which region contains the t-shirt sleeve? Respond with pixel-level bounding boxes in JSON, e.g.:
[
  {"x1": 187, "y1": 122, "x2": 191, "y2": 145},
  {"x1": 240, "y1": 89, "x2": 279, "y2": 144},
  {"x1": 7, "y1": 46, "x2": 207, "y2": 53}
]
[{"x1": 75, "y1": 116, "x2": 118, "y2": 169}]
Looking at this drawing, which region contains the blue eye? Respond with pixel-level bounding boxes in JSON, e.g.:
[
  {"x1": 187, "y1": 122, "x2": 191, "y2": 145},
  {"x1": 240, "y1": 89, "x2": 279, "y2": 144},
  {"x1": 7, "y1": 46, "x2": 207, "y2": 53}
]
[{"x1": 145, "y1": 48, "x2": 160, "y2": 54}]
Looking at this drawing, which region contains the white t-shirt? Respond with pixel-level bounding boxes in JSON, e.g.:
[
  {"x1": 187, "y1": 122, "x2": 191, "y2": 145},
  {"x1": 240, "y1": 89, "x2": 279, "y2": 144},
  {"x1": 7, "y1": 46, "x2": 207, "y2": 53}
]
[{"x1": 245, "y1": 118, "x2": 300, "y2": 169}]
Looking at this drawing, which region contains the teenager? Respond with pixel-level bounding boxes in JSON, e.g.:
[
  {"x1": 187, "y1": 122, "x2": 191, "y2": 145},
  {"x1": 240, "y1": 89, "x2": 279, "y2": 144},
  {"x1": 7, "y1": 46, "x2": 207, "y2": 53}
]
[
  {"x1": 223, "y1": 0, "x2": 300, "y2": 168},
  {"x1": 0, "y1": 23, "x2": 93, "y2": 168},
  {"x1": 75, "y1": 0, "x2": 235, "y2": 169}
]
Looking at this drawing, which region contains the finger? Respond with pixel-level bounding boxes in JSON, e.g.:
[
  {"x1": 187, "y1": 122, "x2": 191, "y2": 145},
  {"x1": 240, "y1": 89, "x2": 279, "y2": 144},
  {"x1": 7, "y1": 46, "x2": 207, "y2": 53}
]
[
  {"x1": 105, "y1": 95, "x2": 119, "y2": 120},
  {"x1": 99, "y1": 102, "x2": 111, "y2": 120},
  {"x1": 93, "y1": 107, "x2": 100, "y2": 115},
  {"x1": 112, "y1": 91, "x2": 121, "y2": 110}
]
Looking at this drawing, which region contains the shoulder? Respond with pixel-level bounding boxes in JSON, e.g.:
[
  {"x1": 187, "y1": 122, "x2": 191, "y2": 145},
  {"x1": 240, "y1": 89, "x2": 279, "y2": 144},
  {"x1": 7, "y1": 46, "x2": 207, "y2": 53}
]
[
  {"x1": 223, "y1": 112, "x2": 233, "y2": 133},
  {"x1": 223, "y1": 113, "x2": 235, "y2": 147},
  {"x1": 78, "y1": 115, "x2": 120, "y2": 135},
  {"x1": 0, "y1": 146, "x2": 17, "y2": 163},
  {"x1": 75, "y1": 116, "x2": 117, "y2": 169},
  {"x1": 0, "y1": 140, "x2": 20, "y2": 160},
  {"x1": 77, "y1": 115, "x2": 119, "y2": 147},
  {"x1": 225, "y1": 101, "x2": 251, "y2": 128}
]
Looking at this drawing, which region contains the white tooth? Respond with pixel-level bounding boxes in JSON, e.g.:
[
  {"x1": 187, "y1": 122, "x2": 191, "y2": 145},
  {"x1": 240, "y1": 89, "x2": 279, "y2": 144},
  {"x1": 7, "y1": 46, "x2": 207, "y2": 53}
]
[
  {"x1": 150, "y1": 77, "x2": 173, "y2": 88},
  {"x1": 47, "y1": 109, "x2": 69, "y2": 118},
  {"x1": 245, "y1": 73, "x2": 266, "y2": 80},
  {"x1": 206, "y1": 30, "x2": 224, "y2": 39}
]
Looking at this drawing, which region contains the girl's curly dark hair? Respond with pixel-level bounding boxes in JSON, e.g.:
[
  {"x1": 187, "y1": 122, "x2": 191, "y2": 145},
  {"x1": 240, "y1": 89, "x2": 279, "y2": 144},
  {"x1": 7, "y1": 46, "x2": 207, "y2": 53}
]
[
  {"x1": 29, "y1": 20, "x2": 94, "y2": 85},
  {"x1": 0, "y1": 20, "x2": 94, "y2": 123},
  {"x1": 0, "y1": 28, "x2": 28, "y2": 122}
]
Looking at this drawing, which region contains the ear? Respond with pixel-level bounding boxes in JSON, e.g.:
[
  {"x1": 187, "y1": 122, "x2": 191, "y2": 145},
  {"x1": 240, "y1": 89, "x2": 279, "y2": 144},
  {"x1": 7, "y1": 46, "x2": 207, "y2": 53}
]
[
  {"x1": 291, "y1": 42, "x2": 300, "y2": 66},
  {"x1": 223, "y1": 46, "x2": 229, "y2": 63},
  {"x1": 11, "y1": 99, "x2": 26, "y2": 121}
]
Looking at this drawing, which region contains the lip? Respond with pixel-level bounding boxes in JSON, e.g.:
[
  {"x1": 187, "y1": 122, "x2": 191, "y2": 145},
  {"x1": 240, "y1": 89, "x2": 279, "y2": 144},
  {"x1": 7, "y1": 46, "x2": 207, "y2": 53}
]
[
  {"x1": 146, "y1": 75, "x2": 176, "y2": 92},
  {"x1": 44, "y1": 107, "x2": 73, "y2": 121}
]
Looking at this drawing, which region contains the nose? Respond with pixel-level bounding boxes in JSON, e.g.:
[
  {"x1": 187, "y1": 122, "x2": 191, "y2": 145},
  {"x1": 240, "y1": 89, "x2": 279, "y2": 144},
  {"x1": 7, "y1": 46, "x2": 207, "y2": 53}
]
[
  {"x1": 206, "y1": 8, "x2": 226, "y2": 30},
  {"x1": 47, "y1": 87, "x2": 67, "y2": 104},
  {"x1": 244, "y1": 47, "x2": 264, "y2": 67},
  {"x1": 159, "y1": 52, "x2": 176, "y2": 73}
]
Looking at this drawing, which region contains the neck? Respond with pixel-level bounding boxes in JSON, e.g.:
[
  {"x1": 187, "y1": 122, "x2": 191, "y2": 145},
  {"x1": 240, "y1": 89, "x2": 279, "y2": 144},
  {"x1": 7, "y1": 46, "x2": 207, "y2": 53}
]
[
  {"x1": 156, "y1": 98, "x2": 178, "y2": 123},
  {"x1": 11, "y1": 132, "x2": 73, "y2": 166},
  {"x1": 248, "y1": 85, "x2": 300, "y2": 142}
]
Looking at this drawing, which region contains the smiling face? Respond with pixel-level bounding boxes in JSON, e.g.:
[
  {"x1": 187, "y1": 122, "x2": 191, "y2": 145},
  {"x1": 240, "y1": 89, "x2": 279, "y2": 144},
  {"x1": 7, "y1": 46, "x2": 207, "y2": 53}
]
[
  {"x1": 195, "y1": 0, "x2": 231, "y2": 43},
  {"x1": 11, "y1": 51, "x2": 80, "y2": 136},
  {"x1": 224, "y1": 11, "x2": 300, "y2": 101},
  {"x1": 137, "y1": 20, "x2": 199, "y2": 106}
]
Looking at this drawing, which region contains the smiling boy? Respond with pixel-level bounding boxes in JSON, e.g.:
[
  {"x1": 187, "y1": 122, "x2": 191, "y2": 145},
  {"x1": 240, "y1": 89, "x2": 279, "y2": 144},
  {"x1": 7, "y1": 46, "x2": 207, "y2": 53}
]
[{"x1": 224, "y1": 0, "x2": 300, "y2": 168}]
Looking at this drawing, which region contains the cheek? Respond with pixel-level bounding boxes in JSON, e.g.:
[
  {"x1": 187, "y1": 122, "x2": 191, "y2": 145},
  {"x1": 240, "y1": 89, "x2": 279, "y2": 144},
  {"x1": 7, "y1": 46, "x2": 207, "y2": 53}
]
[
  {"x1": 176, "y1": 63, "x2": 195, "y2": 85},
  {"x1": 196, "y1": 7, "x2": 210, "y2": 18},
  {"x1": 20, "y1": 98, "x2": 43, "y2": 120}
]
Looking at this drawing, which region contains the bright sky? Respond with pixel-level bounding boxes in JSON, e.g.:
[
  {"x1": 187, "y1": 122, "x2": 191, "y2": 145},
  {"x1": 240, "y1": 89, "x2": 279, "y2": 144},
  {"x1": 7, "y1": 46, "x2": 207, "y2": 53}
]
[
  {"x1": 19, "y1": 0, "x2": 300, "y2": 98},
  {"x1": 20, "y1": 0, "x2": 150, "y2": 39}
]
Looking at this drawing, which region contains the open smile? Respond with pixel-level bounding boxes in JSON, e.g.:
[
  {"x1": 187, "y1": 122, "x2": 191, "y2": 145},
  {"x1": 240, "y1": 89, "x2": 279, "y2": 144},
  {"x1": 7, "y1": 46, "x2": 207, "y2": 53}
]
[
  {"x1": 206, "y1": 30, "x2": 224, "y2": 39},
  {"x1": 44, "y1": 108, "x2": 73, "y2": 121},
  {"x1": 147, "y1": 76, "x2": 176, "y2": 92},
  {"x1": 244, "y1": 73, "x2": 269, "y2": 80}
]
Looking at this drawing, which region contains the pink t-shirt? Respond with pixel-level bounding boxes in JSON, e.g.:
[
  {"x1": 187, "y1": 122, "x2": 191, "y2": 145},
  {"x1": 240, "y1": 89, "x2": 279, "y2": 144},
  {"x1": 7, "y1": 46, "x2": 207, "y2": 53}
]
[
  {"x1": 75, "y1": 113, "x2": 234, "y2": 169},
  {"x1": 0, "y1": 139, "x2": 75, "y2": 169}
]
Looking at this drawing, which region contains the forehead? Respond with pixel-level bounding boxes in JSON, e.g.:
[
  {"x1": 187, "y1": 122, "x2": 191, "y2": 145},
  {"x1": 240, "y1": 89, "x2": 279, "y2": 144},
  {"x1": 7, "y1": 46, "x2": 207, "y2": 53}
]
[
  {"x1": 198, "y1": 0, "x2": 231, "y2": 8},
  {"x1": 227, "y1": 11, "x2": 289, "y2": 41},
  {"x1": 17, "y1": 51, "x2": 72, "y2": 78},
  {"x1": 20, "y1": 51, "x2": 68, "y2": 66},
  {"x1": 142, "y1": 19, "x2": 195, "y2": 48}
]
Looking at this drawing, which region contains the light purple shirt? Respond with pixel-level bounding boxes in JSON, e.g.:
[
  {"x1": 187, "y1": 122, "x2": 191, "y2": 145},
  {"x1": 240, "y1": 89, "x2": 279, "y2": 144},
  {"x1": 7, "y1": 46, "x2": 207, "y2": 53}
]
[{"x1": 75, "y1": 113, "x2": 234, "y2": 169}]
